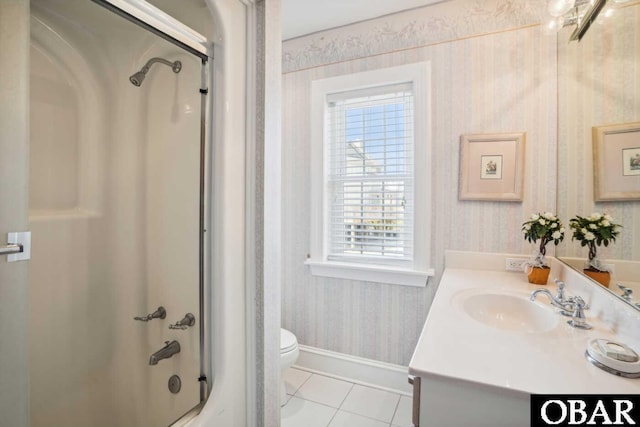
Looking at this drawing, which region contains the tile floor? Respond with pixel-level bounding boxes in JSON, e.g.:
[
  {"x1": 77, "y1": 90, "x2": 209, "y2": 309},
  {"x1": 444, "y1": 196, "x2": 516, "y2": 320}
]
[{"x1": 281, "y1": 367, "x2": 412, "y2": 427}]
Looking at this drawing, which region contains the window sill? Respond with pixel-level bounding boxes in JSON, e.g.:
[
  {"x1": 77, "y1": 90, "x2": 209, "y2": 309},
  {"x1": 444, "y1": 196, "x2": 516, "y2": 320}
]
[{"x1": 304, "y1": 259, "x2": 433, "y2": 287}]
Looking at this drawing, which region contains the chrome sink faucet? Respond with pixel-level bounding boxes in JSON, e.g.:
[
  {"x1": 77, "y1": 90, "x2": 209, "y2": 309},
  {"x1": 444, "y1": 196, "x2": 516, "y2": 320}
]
[
  {"x1": 530, "y1": 280, "x2": 585, "y2": 316},
  {"x1": 149, "y1": 340, "x2": 181, "y2": 365},
  {"x1": 530, "y1": 287, "x2": 592, "y2": 330},
  {"x1": 529, "y1": 289, "x2": 572, "y2": 311}
]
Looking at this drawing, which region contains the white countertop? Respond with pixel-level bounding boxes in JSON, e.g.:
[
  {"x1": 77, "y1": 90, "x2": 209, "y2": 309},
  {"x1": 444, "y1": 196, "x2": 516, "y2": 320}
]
[{"x1": 408, "y1": 267, "x2": 640, "y2": 395}]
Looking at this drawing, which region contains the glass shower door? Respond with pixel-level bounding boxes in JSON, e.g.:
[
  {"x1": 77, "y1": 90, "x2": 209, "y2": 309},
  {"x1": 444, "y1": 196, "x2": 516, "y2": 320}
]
[{"x1": 28, "y1": 1, "x2": 208, "y2": 425}]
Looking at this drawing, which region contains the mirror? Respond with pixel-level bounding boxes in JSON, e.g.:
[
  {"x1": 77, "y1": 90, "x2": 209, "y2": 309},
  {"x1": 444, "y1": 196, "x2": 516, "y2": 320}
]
[{"x1": 556, "y1": 1, "x2": 640, "y2": 309}]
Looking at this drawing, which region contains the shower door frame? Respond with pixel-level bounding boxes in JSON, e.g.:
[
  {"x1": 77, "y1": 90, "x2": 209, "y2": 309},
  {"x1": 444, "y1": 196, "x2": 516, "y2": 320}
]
[{"x1": 91, "y1": 0, "x2": 214, "y2": 411}]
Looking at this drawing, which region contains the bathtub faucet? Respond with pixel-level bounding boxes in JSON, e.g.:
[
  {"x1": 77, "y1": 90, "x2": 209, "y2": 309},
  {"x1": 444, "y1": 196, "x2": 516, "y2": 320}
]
[{"x1": 149, "y1": 340, "x2": 181, "y2": 365}]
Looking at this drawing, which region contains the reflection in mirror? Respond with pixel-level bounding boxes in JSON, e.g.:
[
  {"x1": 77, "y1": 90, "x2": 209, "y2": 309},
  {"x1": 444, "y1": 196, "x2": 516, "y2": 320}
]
[{"x1": 556, "y1": 1, "x2": 640, "y2": 310}]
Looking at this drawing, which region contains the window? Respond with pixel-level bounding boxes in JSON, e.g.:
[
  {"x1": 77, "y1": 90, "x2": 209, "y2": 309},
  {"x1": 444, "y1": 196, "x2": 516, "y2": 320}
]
[
  {"x1": 307, "y1": 63, "x2": 433, "y2": 287},
  {"x1": 327, "y1": 84, "x2": 414, "y2": 265}
]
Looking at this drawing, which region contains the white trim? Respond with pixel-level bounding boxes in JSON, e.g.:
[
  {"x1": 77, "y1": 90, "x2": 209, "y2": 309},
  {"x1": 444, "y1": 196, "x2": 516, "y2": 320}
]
[
  {"x1": 187, "y1": 1, "x2": 250, "y2": 426},
  {"x1": 305, "y1": 259, "x2": 432, "y2": 287},
  {"x1": 309, "y1": 62, "x2": 432, "y2": 283},
  {"x1": 294, "y1": 345, "x2": 413, "y2": 396}
]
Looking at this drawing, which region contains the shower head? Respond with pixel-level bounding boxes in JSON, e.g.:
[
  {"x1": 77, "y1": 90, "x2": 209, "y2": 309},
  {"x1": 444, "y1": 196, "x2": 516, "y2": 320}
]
[
  {"x1": 129, "y1": 57, "x2": 182, "y2": 87},
  {"x1": 129, "y1": 71, "x2": 147, "y2": 87}
]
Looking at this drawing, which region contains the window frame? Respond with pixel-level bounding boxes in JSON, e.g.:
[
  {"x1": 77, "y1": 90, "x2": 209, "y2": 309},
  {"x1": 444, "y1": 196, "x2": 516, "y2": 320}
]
[{"x1": 306, "y1": 62, "x2": 433, "y2": 287}]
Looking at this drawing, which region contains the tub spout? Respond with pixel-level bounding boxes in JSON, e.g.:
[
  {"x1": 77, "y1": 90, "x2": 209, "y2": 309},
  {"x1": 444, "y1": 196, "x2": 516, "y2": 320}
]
[{"x1": 149, "y1": 340, "x2": 180, "y2": 365}]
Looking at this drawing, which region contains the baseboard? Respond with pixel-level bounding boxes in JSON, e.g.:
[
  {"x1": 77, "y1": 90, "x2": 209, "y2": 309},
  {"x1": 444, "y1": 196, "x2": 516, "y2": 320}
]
[{"x1": 293, "y1": 345, "x2": 413, "y2": 396}]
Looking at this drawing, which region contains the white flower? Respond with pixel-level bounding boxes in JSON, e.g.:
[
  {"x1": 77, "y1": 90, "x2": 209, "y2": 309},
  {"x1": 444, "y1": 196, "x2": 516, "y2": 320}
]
[
  {"x1": 614, "y1": 226, "x2": 622, "y2": 234},
  {"x1": 543, "y1": 212, "x2": 554, "y2": 219},
  {"x1": 589, "y1": 224, "x2": 597, "y2": 230},
  {"x1": 522, "y1": 229, "x2": 528, "y2": 234},
  {"x1": 560, "y1": 227, "x2": 565, "y2": 233},
  {"x1": 552, "y1": 231, "x2": 562, "y2": 239},
  {"x1": 531, "y1": 214, "x2": 540, "y2": 220},
  {"x1": 539, "y1": 219, "x2": 546, "y2": 225},
  {"x1": 584, "y1": 232, "x2": 595, "y2": 241},
  {"x1": 551, "y1": 222, "x2": 557, "y2": 228},
  {"x1": 524, "y1": 224, "x2": 531, "y2": 230},
  {"x1": 589, "y1": 213, "x2": 602, "y2": 221},
  {"x1": 601, "y1": 220, "x2": 610, "y2": 227},
  {"x1": 604, "y1": 214, "x2": 612, "y2": 221},
  {"x1": 581, "y1": 228, "x2": 587, "y2": 234}
]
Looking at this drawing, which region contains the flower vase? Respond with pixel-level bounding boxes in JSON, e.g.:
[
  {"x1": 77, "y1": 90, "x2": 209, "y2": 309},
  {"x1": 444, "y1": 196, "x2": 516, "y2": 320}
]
[
  {"x1": 583, "y1": 269, "x2": 611, "y2": 288},
  {"x1": 527, "y1": 266, "x2": 550, "y2": 285}
]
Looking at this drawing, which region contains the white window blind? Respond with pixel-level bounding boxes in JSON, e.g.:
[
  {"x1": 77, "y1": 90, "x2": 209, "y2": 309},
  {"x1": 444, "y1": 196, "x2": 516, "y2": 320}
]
[{"x1": 326, "y1": 82, "x2": 414, "y2": 264}]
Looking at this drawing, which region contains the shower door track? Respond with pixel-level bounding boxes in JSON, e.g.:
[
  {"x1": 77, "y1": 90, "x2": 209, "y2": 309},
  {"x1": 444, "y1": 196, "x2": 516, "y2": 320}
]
[
  {"x1": 91, "y1": 0, "x2": 214, "y2": 408},
  {"x1": 90, "y1": 0, "x2": 212, "y2": 60}
]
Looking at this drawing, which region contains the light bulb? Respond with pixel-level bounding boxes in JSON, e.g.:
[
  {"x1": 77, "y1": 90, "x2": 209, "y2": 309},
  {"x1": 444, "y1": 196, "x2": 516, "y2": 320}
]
[
  {"x1": 596, "y1": 7, "x2": 615, "y2": 24},
  {"x1": 542, "y1": 16, "x2": 566, "y2": 34},
  {"x1": 602, "y1": 7, "x2": 615, "y2": 18},
  {"x1": 548, "y1": 0, "x2": 576, "y2": 17}
]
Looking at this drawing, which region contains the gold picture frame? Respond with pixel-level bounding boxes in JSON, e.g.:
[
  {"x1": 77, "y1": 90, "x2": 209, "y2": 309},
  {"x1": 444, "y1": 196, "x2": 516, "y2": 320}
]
[
  {"x1": 459, "y1": 132, "x2": 525, "y2": 201},
  {"x1": 593, "y1": 121, "x2": 640, "y2": 201}
]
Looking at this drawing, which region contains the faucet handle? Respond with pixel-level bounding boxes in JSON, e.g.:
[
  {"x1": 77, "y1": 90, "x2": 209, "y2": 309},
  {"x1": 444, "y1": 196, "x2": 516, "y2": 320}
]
[
  {"x1": 567, "y1": 296, "x2": 592, "y2": 330},
  {"x1": 553, "y1": 279, "x2": 566, "y2": 300},
  {"x1": 566, "y1": 296, "x2": 589, "y2": 310},
  {"x1": 572, "y1": 296, "x2": 586, "y2": 308},
  {"x1": 617, "y1": 284, "x2": 633, "y2": 301},
  {"x1": 169, "y1": 313, "x2": 196, "y2": 330},
  {"x1": 134, "y1": 306, "x2": 167, "y2": 322}
]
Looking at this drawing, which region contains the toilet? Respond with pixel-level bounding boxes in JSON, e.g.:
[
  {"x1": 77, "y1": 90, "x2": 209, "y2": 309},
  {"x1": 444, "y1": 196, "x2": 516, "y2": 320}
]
[{"x1": 280, "y1": 328, "x2": 299, "y2": 406}]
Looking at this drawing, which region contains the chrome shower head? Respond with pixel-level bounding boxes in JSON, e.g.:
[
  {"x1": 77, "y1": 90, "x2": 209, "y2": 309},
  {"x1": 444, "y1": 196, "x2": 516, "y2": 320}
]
[
  {"x1": 129, "y1": 57, "x2": 182, "y2": 87},
  {"x1": 129, "y1": 70, "x2": 147, "y2": 87}
]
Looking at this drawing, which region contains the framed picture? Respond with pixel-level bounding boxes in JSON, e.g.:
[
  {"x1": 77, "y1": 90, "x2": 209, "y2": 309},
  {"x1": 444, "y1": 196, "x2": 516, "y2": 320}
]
[
  {"x1": 459, "y1": 132, "x2": 525, "y2": 201},
  {"x1": 593, "y1": 122, "x2": 640, "y2": 201}
]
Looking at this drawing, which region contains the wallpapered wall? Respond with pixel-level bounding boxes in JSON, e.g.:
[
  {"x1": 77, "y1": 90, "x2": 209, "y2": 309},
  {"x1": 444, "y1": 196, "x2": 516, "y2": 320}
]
[{"x1": 281, "y1": 0, "x2": 557, "y2": 365}]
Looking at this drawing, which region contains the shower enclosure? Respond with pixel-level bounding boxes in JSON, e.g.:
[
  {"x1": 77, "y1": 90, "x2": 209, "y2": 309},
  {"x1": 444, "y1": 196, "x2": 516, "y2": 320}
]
[{"x1": 28, "y1": 0, "x2": 211, "y2": 425}]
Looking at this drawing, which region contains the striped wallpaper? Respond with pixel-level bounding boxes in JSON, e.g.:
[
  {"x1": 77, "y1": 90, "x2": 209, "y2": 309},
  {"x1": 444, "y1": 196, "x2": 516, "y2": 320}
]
[
  {"x1": 282, "y1": 0, "x2": 640, "y2": 364},
  {"x1": 282, "y1": 0, "x2": 559, "y2": 365}
]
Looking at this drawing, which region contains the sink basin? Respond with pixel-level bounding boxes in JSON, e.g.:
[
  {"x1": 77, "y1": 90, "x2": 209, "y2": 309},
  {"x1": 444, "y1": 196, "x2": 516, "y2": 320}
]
[{"x1": 455, "y1": 291, "x2": 558, "y2": 333}]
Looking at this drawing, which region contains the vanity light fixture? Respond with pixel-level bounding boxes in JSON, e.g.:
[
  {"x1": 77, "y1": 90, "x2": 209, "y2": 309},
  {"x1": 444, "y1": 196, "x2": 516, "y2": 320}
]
[{"x1": 545, "y1": 0, "x2": 610, "y2": 42}]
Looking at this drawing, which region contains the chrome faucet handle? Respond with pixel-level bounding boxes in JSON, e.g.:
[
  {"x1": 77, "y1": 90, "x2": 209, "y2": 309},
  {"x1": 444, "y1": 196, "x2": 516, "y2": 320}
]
[
  {"x1": 134, "y1": 306, "x2": 167, "y2": 322},
  {"x1": 567, "y1": 296, "x2": 589, "y2": 310},
  {"x1": 169, "y1": 313, "x2": 196, "y2": 330},
  {"x1": 617, "y1": 284, "x2": 633, "y2": 301},
  {"x1": 567, "y1": 296, "x2": 592, "y2": 330},
  {"x1": 553, "y1": 279, "x2": 567, "y2": 303}
]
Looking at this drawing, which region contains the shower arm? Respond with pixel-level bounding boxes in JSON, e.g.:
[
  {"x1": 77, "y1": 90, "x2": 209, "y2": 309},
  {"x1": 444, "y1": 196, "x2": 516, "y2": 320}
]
[{"x1": 140, "y1": 57, "x2": 182, "y2": 74}]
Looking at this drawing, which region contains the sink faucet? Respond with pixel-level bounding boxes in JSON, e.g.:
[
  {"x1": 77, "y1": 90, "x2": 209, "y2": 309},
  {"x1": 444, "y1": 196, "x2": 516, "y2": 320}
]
[
  {"x1": 149, "y1": 340, "x2": 181, "y2": 365},
  {"x1": 529, "y1": 289, "x2": 572, "y2": 311},
  {"x1": 530, "y1": 290, "x2": 592, "y2": 330}
]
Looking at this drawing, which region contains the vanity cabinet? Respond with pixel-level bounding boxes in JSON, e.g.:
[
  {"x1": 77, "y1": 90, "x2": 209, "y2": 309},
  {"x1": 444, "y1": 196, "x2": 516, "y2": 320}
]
[
  {"x1": 408, "y1": 251, "x2": 640, "y2": 427},
  {"x1": 414, "y1": 374, "x2": 528, "y2": 427}
]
